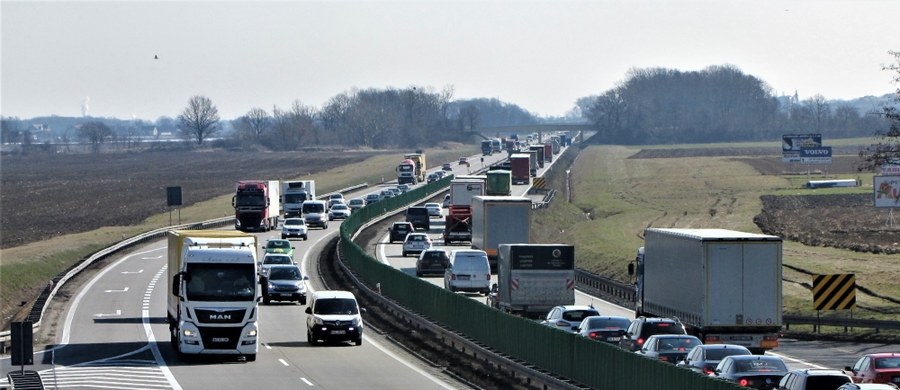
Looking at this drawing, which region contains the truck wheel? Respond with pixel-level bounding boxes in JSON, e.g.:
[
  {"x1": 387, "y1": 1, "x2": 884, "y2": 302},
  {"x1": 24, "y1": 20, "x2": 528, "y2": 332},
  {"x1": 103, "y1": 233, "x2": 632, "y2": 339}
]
[{"x1": 245, "y1": 354, "x2": 256, "y2": 362}]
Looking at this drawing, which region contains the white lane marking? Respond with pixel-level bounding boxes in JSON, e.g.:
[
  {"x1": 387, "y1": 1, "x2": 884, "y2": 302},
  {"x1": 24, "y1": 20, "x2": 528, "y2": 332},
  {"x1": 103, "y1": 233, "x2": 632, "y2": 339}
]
[
  {"x1": 263, "y1": 343, "x2": 272, "y2": 350},
  {"x1": 378, "y1": 234, "x2": 391, "y2": 266},
  {"x1": 142, "y1": 256, "x2": 163, "y2": 260},
  {"x1": 145, "y1": 266, "x2": 182, "y2": 390},
  {"x1": 575, "y1": 289, "x2": 633, "y2": 313},
  {"x1": 300, "y1": 377, "x2": 314, "y2": 386},
  {"x1": 122, "y1": 269, "x2": 145, "y2": 274},
  {"x1": 767, "y1": 351, "x2": 827, "y2": 369},
  {"x1": 279, "y1": 358, "x2": 290, "y2": 367},
  {"x1": 365, "y1": 337, "x2": 456, "y2": 390},
  {"x1": 62, "y1": 246, "x2": 165, "y2": 346},
  {"x1": 93, "y1": 310, "x2": 122, "y2": 318},
  {"x1": 105, "y1": 287, "x2": 130, "y2": 293},
  {"x1": 300, "y1": 231, "x2": 341, "y2": 294},
  {"x1": 298, "y1": 229, "x2": 456, "y2": 389}
]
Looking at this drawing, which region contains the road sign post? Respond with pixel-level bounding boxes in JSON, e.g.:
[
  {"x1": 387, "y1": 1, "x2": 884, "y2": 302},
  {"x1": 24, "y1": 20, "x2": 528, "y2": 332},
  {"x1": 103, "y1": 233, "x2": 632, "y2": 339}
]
[{"x1": 11, "y1": 321, "x2": 34, "y2": 372}]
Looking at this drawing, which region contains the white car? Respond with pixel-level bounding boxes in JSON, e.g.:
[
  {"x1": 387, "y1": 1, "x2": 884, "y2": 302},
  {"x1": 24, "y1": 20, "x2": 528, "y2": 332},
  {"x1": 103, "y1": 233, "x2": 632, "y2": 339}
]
[
  {"x1": 347, "y1": 197, "x2": 366, "y2": 211},
  {"x1": 402, "y1": 233, "x2": 432, "y2": 257},
  {"x1": 281, "y1": 217, "x2": 308, "y2": 240},
  {"x1": 328, "y1": 203, "x2": 351, "y2": 220},
  {"x1": 442, "y1": 194, "x2": 451, "y2": 208},
  {"x1": 443, "y1": 249, "x2": 491, "y2": 295},
  {"x1": 424, "y1": 203, "x2": 441, "y2": 217},
  {"x1": 327, "y1": 193, "x2": 345, "y2": 208}
]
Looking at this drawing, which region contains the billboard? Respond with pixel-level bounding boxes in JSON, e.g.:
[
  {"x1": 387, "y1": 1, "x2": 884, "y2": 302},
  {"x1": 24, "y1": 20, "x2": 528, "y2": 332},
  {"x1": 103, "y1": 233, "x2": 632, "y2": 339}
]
[
  {"x1": 800, "y1": 147, "x2": 832, "y2": 164},
  {"x1": 874, "y1": 176, "x2": 900, "y2": 208},
  {"x1": 782, "y1": 134, "x2": 823, "y2": 163}
]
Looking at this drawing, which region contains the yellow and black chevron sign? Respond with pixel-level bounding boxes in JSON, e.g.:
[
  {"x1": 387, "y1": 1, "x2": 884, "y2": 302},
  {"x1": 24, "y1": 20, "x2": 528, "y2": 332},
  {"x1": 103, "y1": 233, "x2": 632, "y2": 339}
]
[
  {"x1": 532, "y1": 177, "x2": 546, "y2": 189},
  {"x1": 812, "y1": 274, "x2": 856, "y2": 310}
]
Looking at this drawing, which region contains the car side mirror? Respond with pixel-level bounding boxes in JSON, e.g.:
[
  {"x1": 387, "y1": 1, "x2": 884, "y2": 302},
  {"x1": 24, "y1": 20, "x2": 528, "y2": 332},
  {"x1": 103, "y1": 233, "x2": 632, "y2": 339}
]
[
  {"x1": 844, "y1": 366, "x2": 853, "y2": 372},
  {"x1": 305, "y1": 307, "x2": 312, "y2": 314},
  {"x1": 303, "y1": 276, "x2": 310, "y2": 280},
  {"x1": 360, "y1": 307, "x2": 367, "y2": 314}
]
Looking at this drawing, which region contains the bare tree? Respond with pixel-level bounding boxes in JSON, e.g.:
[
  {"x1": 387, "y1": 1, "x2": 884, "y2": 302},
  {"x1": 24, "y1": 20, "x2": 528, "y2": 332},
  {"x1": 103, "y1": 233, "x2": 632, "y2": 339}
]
[
  {"x1": 77, "y1": 121, "x2": 113, "y2": 152},
  {"x1": 234, "y1": 107, "x2": 271, "y2": 143},
  {"x1": 459, "y1": 104, "x2": 481, "y2": 132},
  {"x1": 804, "y1": 94, "x2": 831, "y2": 132},
  {"x1": 859, "y1": 51, "x2": 900, "y2": 171},
  {"x1": 178, "y1": 95, "x2": 220, "y2": 145}
]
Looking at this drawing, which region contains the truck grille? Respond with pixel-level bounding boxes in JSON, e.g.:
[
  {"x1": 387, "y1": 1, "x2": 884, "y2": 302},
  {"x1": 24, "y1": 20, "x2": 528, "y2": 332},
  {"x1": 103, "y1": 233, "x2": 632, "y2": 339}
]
[
  {"x1": 195, "y1": 308, "x2": 246, "y2": 324},
  {"x1": 198, "y1": 326, "x2": 242, "y2": 350}
]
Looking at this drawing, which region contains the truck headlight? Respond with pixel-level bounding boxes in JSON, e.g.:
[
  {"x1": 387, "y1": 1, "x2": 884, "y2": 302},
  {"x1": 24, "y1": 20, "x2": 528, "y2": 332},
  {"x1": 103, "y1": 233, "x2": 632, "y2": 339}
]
[
  {"x1": 182, "y1": 329, "x2": 196, "y2": 337},
  {"x1": 247, "y1": 329, "x2": 257, "y2": 337}
]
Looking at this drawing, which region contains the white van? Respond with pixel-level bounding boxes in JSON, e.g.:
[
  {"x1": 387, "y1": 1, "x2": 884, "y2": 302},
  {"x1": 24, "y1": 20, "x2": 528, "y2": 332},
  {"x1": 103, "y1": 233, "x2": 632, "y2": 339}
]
[
  {"x1": 444, "y1": 249, "x2": 491, "y2": 295},
  {"x1": 304, "y1": 290, "x2": 364, "y2": 346},
  {"x1": 301, "y1": 200, "x2": 328, "y2": 229}
]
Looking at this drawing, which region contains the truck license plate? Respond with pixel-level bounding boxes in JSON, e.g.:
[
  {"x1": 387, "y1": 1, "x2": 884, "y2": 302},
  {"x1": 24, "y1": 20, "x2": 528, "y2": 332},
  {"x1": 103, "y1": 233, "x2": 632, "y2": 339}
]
[
  {"x1": 212, "y1": 337, "x2": 229, "y2": 342},
  {"x1": 331, "y1": 330, "x2": 346, "y2": 335},
  {"x1": 606, "y1": 337, "x2": 620, "y2": 342},
  {"x1": 279, "y1": 293, "x2": 292, "y2": 297}
]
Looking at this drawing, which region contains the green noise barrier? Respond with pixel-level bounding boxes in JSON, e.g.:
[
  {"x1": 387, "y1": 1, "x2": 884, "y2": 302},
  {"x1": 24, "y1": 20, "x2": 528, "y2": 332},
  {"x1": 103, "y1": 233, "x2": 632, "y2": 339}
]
[{"x1": 338, "y1": 177, "x2": 743, "y2": 390}]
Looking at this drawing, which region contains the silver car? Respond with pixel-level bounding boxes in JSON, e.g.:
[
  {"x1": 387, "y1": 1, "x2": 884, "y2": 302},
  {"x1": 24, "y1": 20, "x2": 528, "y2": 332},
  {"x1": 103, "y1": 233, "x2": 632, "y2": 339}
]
[{"x1": 262, "y1": 264, "x2": 308, "y2": 305}]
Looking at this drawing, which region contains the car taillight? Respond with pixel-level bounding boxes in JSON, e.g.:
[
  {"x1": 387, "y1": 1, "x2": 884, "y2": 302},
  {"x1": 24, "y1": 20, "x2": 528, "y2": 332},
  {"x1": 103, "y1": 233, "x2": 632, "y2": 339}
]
[
  {"x1": 738, "y1": 378, "x2": 749, "y2": 387},
  {"x1": 637, "y1": 338, "x2": 645, "y2": 346},
  {"x1": 589, "y1": 332, "x2": 598, "y2": 339},
  {"x1": 703, "y1": 367, "x2": 714, "y2": 375},
  {"x1": 659, "y1": 356, "x2": 669, "y2": 362}
]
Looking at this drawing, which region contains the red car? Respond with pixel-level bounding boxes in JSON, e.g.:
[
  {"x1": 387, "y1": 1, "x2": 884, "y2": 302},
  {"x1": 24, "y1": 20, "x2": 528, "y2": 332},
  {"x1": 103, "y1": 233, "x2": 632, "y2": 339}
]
[{"x1": 845, "y1": 353, "x2": 900, "y2": 384}]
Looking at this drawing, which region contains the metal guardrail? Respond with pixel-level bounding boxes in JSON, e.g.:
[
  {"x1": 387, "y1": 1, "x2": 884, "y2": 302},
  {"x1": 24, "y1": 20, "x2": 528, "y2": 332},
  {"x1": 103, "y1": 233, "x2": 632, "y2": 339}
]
[
  {"x1": 572, "y1": 270, "x2": 900, "y2": 333},
  {"x1": 0, "y1": 182, "x2": 370, "y2": 350}
]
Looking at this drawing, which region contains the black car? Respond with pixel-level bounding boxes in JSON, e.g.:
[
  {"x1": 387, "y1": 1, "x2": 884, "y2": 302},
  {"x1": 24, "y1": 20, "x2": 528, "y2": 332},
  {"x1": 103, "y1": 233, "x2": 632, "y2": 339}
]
[
  {"x1": 677, "y1": 344, "x2": 752, "y2": 375},
  {"x1": 619, "y1": 317, "x2": 687, "y2": 352},
  {"x1": 713, "y1": 355, "x2": 789, "y2": 389},
  {"x1": 389, "y1": 222, "x2": 415, "y2": 243},
  {"x1": 576, "y1": 316, "x2": 632, "y2": 344},
  {"x1": 405, "y1": 206, "x2": 430, "y2": 230},
  {"x1": 636, "y1": 334, "x2": 702, "y2": 364},
  {"x1": 415, "y1": 249, "x2": 449, "y2": 276}
]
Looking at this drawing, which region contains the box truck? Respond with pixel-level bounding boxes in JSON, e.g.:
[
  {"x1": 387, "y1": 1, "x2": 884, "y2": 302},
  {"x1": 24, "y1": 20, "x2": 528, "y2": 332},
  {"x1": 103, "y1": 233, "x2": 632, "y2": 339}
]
[
  {"x1": 491, "y1": 244, "x2": 575, "y2": 318},
  {"x1": 630, "y1": 228, "x2": 782, "y2": 354},
  {"x1": 470, "y1": 195, "x2": 531, "y2": 265},
  {"x1": 282, "y1": 180, "x2": 315, "y2": 218}
]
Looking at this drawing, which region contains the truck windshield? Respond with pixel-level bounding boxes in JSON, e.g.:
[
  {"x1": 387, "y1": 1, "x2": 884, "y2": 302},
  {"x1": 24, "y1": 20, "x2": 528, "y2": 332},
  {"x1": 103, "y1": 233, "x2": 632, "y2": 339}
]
[
  {"x1": 234, "y1": 194, "x2": 266, "y2": 207},
  {"x1": 398, "y1": 165, "x2": 413, "y2": 172},
  {"x1": 186, "y1": 264, "x2": 256, "y2": 302},
  {"x1": 284, "y1": 193, "x2": 309, "y2": 204}
]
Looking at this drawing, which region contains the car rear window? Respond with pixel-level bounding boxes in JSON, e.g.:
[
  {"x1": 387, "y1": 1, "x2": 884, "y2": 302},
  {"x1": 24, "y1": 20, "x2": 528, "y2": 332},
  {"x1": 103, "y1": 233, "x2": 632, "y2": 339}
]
[
  {"x1": 706, "y1": 348, "x2": 749, "y2": 360},
  {"x1": 806, "y1": 377, "x2": 850, "y2": 387},
  {"x1": 657, "y1": 337, "x2": 701, "y2": 351},
  {"x1": 645, "y1": 322, "x2": 685, "y2": 335},
  {"x1": 407, "y1": 207, "x2": 427, "y2": 215},
  {"x1": 453, "y1": 255, "x2": 487, "y2": 270},
  {"x1": 735, "y1": 359, "x2": 787, "y2": 373},
  {"x1": 588, "y1": 317, "x2": 631, "y2": 329},
  {"x1": 875, "y1": 357, "x2": 900, "y2": 368},
  {"x1": 562, "y1": 310, "x2": 599, "y2": 322}
]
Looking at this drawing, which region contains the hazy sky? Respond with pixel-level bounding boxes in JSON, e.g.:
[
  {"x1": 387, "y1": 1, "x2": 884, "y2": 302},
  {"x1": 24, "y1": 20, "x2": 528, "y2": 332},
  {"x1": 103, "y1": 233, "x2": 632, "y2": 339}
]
[{"x1": 2, "y1": 0, "x2": 898, "y2": 120}]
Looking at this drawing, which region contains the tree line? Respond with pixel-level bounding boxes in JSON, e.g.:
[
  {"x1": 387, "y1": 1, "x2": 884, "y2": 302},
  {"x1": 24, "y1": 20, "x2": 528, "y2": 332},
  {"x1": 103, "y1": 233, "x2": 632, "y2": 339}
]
[
  {"x1": 577, "y1": 64, "x2": 892, "y2": 145},
  {"x1": 0, "y1": 87, "x2": 540, "y2": 151}
]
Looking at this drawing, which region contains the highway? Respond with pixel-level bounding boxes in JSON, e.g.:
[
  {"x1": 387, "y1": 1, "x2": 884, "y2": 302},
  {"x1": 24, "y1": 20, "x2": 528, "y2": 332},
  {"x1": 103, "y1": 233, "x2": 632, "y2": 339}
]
[{"x1": 2, "y1": 137, "x2": 895, "y2": 388}]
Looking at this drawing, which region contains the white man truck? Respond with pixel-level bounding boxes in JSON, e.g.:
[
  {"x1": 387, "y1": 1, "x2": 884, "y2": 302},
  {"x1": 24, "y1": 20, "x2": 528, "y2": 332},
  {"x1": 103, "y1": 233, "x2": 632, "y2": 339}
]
[
  {"x1": 471, "y1": 196, "x2": 531, "y2": 269},
  {"x1": 168, "y1": 230, "x2": 260, "y2": 361},
  {"x1": 282, "y1": 180, "x2": 316, "y2": 218},
  {"x1": 630, "y1": 228, "x2": 782, "y2": 354},
  {"x1": 491, "y1": 244, "x2": 575, "y2": 318}
]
